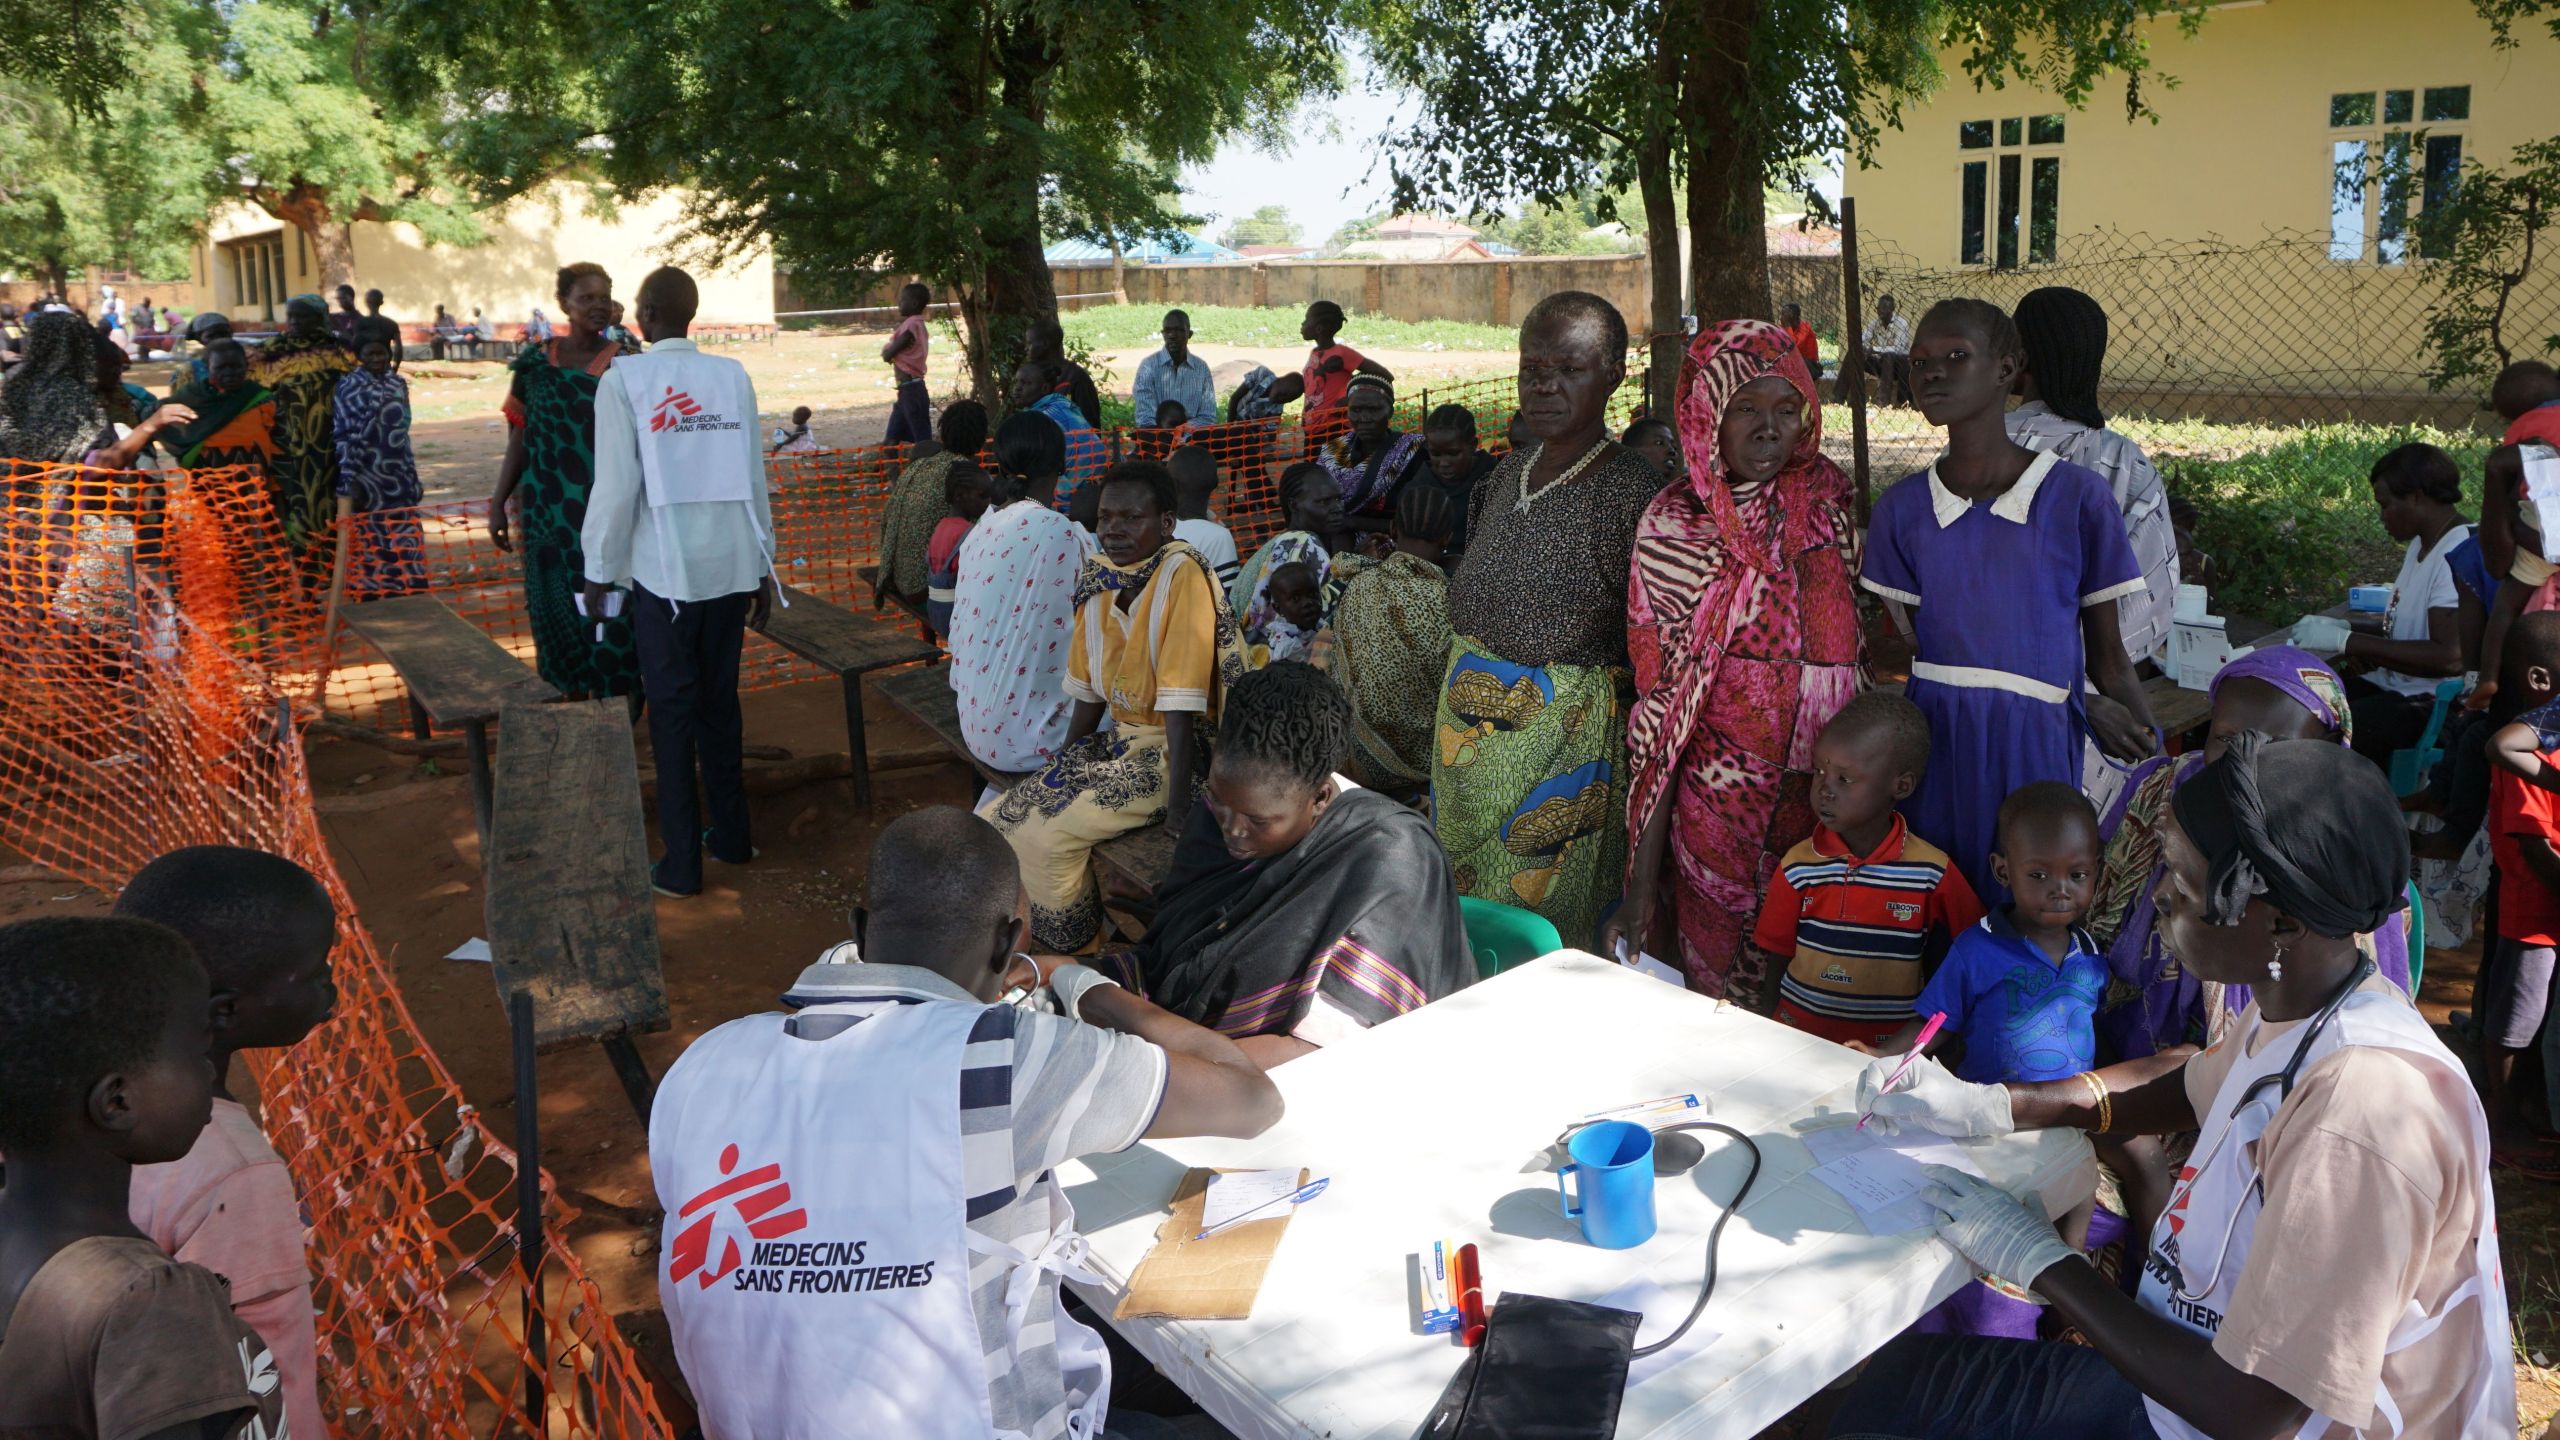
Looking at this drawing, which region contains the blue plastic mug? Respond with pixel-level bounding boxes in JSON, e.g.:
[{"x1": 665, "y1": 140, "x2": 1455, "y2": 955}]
[{"x1": 1556, "y1": 1120, "x2": 1657, "y2": 1249}]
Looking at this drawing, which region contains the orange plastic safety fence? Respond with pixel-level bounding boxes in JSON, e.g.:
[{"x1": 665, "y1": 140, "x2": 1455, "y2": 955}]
[
  {"x1": 218, "y1": 370, "x2": 1644, "y2": 733},
  {"x1": 0, "y1": 461, "x2": 673, "y2": 1438}
]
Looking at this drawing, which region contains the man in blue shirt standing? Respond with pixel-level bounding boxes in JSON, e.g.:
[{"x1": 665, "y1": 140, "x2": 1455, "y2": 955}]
[{"x1": 1131, "y1": 309, "x2": 1217, "y2": 430}]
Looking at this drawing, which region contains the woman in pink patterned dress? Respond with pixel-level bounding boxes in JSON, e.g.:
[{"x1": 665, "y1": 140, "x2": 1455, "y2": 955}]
[{"x1": 1602, "y1": 320, "x2": 1864, "y2": 1002}]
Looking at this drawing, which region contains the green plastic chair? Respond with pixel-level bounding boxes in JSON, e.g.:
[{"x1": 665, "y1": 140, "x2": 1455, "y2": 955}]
[
  {"x1": 2385, "y1": 679, "x2": 2468, "y2": 797},
  {"x1": 2401, "y1": 878, "x2": 2425, "y2": 997},
  {"x1": 1460, "y1": 896, "x2": 1563, "y2": 979}
]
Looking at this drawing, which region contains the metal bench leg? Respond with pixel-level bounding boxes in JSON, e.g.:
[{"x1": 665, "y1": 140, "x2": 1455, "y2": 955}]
[
  {"x1": 602, "y1": 1035, "x2": 655, "y2": 1124},
  {"x1": 507, "y1": 991, "x2": 550, "y2": 1429},
  {"x1": 841, "y1": 670, "x2": 873, "y2": 811},
  {"x1": 466, "y1": 719, "x2": 494, "y2": 845}
]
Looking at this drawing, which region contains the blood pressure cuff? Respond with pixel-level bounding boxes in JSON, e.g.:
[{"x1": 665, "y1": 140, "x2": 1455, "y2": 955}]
[{"x1": 1419, "y1": 1291, "x2": 1640, "y2": 1439}]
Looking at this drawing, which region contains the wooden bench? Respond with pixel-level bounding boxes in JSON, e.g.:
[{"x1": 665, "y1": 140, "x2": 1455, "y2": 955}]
[
  {"x1": 484, "y1": 700, "x2": 669, "y2": 1120},
  {"x1": 856, "y1": 562, "x2": 937, "y2": 636},
  {"x1": 753, "y1": 585, "x2": 941, "y2": 809},
  {"x1": 870, "y1": 666, "x2": 1180, "y2": 902},
  {"x1": 343, "y1": 595, "x2": 559, "y2": 838}
]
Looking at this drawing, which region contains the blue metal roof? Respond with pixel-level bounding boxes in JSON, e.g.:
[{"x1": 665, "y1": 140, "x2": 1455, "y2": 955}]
[{"x1": 1044, "y1": 231, "x2": 1242, "y2": 264}]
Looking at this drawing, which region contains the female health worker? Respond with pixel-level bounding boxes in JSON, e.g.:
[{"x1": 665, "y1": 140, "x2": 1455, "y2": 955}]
[{"x1": 1813, "y1": 733, "x2": 2512, "y2": 1439}]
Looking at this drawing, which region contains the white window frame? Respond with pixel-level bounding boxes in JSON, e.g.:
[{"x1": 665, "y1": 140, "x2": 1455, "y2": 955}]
[
  {"x1": 2325, "y1": 84, "x2": 2471, "y2": 267},
  {"x1": 1954, "y1": 114, "x2": 2067, "y2": 270}
]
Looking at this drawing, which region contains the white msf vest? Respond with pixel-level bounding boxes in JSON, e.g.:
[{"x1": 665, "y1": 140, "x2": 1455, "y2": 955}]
[
  {"x1": 610, "y1": 348, "x2": 759, "y2": 509},
  {"x1": 651, "y1": 1000, "x2": 1109, "y2": 1440},
  {"x1": 2135, "y1": 987, "x2": 2513, "y2": 1439}
]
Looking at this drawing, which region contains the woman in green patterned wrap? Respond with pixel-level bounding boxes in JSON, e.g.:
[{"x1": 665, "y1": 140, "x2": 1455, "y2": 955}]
[
  {"x1": 487, "y1": 262, "x2": 642, "y2": 699},
  {"x1": 247, "y1": 295, "x2": 357, "y2": 549},
  {"x1": 1433, "y1": 292, "x2": 1662, "y2": 948}
]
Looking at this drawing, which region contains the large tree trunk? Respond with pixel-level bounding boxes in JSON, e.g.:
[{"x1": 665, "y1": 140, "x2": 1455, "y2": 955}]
[
  {"x1": 1680, "y1": 0, "x2": 1771, "y2": 326},
  {"x1": 263, "y1": 183, "x2": 359, "y2": 291},
  {"x1": 1639, "y1": 8, "x2": 1683, "y2": 418},
  {"x1": 963, "y1": 23, "x2": 1066, "y2": 409},
  {"x1": 1106, "y1": 226, "x2": 1129, "y2": 305}
]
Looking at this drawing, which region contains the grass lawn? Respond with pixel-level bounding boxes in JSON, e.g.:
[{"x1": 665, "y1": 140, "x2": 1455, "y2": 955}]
[
  {"x1": 1833, "y1": 407, "x2": 2497, "y2": 624},
  {"x1": 1062, "y1": 303, "x2": 1520, "y2": 354}
]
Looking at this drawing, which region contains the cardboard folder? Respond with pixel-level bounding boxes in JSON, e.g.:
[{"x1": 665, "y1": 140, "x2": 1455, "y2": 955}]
[{"x1": 1113, "y1": 1166, "x2": 1306, "y2": 1322}]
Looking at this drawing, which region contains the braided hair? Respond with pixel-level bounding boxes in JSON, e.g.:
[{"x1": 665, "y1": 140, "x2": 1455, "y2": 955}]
[
  {"x1": 1216, "y1": 661, "x2": 1351, "y2": 793},
  {"x1": 1917, "y1": 298, "x2": 2022, "y2": 366},
  {"x1": 1307, "y1": 299, "x2": 1347, "y2": 335},
  {"x1": 1393, "y1": 480, "x2": 1457, "y2": 545},
  {"x1": 2012, "y1": 287, "x2": 2109, "y2": 428}
]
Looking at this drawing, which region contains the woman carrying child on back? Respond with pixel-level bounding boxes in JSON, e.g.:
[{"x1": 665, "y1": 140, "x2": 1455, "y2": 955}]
[
  {"x1": 1860, "y1": 299, "x2": 2158, "y2": 901},
  {"x1": 1232, "y1": 462, "x2": 1343, "y2": 646}
]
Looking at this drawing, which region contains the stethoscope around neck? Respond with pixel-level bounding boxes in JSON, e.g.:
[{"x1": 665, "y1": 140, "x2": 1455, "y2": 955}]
[{"x1": 2169, "y1": 956, "x2": 2376, "y2": 1303}]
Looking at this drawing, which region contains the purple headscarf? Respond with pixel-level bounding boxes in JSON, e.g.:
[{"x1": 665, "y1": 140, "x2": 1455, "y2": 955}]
[{"x1": 2098, "y1": 644, "x2": 2404, "y2": 1058}]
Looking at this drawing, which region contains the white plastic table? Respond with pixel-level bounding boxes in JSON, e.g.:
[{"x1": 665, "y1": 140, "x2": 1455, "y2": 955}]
[{"x1": 1062, "y1": 950, "x2": 2096, "y2": 1440}]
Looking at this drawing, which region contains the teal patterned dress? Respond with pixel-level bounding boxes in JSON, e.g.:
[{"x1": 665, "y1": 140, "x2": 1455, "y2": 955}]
[{"x1": 505, "y1": 338, "x2": 642, "y2": 697}]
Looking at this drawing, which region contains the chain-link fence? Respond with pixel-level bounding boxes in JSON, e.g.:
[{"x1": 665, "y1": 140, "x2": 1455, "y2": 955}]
[{"x1": 1832, "y1": 223, "x2": 2560, "y2": 616}]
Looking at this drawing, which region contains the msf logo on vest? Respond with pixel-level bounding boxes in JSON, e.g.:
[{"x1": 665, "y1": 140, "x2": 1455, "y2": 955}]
[
  {"x1": 648, "y1": 384, "x2": 743, "y2": 436},
  {"x1": 670, "y1": 1143, "x2": 809, "y2": 1290}
]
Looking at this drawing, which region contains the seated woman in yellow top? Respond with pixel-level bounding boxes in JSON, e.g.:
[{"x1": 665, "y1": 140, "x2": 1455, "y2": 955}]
[{"x1": 985, "y1": 460, "x2": 1247, "y2": 951}]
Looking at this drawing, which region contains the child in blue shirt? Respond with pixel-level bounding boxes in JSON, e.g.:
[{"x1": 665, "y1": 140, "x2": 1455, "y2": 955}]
[
  {"x1": 1869, "y1": 780, "x2": 2168, "y2": 1335},
  {"x1": 1869, "y1": 780, "x2": 2106, "y2": 1083}
]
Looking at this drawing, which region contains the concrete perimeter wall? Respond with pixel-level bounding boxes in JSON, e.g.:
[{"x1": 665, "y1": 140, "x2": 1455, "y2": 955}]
[{"x1": 781, "y1": 253, "x2": 1667, "y2": 333}]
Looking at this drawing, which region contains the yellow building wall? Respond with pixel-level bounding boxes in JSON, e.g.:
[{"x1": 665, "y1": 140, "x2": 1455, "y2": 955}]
[
  {"x1": 1848, "y1": 0, "x2": 2560, "y2": 405},
  {"x1": 196, "y1": 185, "x2": 774, "y2": 329}
]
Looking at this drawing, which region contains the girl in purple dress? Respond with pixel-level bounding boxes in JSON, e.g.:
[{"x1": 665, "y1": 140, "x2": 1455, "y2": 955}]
[{"x1": 1860, "y1": 299, "x2": 2160, "y2": 902}]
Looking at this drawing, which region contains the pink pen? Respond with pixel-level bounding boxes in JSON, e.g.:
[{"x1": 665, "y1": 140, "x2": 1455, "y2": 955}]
[{"x1": 1859, "y1": 1010, "x2": 1947, "y2": 1131}]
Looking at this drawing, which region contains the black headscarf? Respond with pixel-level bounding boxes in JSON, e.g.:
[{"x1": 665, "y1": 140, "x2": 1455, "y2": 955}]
[
  {"x1": 2014, "y1": 285, "x2": 2109, "y2": 429},
  {"x1": 2171, "y1": 732, "x2": 2407, "y2": 938},
  {"x1": 0, "y1": 312, "x2": 107, "y2": 465}
]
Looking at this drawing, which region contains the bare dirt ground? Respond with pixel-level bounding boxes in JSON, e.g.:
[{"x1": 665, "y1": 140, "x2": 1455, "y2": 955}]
[{"x1": 14, "y1": 680, "x2": 2551, "y2": 1431}]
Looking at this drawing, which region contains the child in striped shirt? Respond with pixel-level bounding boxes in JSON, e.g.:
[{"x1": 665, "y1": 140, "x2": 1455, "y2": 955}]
[{"x1": 1753, "y1": 693, "x2": 1983, "y2": 1045}]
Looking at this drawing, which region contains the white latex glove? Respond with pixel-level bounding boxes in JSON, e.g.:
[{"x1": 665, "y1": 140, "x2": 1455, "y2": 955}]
[
  {"x1": 1795, "y1": 1053, "x2": 2016, "y2": 1137},
  {"x1": 2291, "y1": 614, "x2": 2352, "y2": 655},
  {"x1": 1046, "y1": 963, "x2": 1123, "y2": 1022},
  {"x1": 1918, "y1": 1165, "x2": 2078, "y2": 1293}
]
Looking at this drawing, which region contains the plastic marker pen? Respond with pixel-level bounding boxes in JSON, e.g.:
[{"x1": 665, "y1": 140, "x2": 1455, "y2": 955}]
[
  {"x1": 1859, "y1": 1011, "x2": 1946, "y2": 1132},
  {"x1": 1195, "y1": 1177, "x2": 1329, "y2": 1240},
  {"x1": 1455, "y1": 1244, "x2": 1488, "y2": 1347}
]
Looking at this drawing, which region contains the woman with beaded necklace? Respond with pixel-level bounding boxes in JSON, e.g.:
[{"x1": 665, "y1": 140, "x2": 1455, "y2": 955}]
[{"x1": 1434, "y1": 291, "x2": 1663, "y2": 946}]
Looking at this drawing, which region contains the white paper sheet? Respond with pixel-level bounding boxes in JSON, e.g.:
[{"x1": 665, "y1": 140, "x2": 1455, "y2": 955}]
[
  {"x1": 2524, "y1": 445, "x2": 2560, "y2": 545},
  {"x1": 1800, "y1": 1124, "x2": 1988, "y2": 1179},
  {"x1": 443, "y1": 937, "x2": 493, "y2": 964},
  {"x1": 1597, "y1": 1278, "x2": 1723, "y2": 1390},
  {"x1": 1201, "y1": 1168, "x2": 1304, "y2": 1232},
  {"x1": 1807, "y1": 1148, "x2": 1946, "y2": 1235}
]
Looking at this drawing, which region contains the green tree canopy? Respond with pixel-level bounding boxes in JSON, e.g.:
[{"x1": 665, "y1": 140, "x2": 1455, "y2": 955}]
[
  {"x1": 1356, "y1": 0, "x2": 2213, "y2": 406},
  {"x1": 388, "y1": 0, "x2": 1339, "y2": 402},
  {"x1": 0, "y1": 19, "x2": 210, "y2": 293},
  {"x1": 1223, "y1": 204, "x2": 1304, "y2": 248},
  {"x1": 204, "y1": 0, "x2": 481, "y2": 287},
  {"x1": 0, "y1": 0, "x2": 483, "y2": 302},
  {"x1": 1478, "y1": 203, "x2": 1628, "y2": 256}
]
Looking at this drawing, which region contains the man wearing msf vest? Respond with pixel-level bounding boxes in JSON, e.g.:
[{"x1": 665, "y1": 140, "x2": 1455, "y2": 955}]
[
  {"x1": 582, "y1": 266, "x2": 779, "y2": 899},
  {"x1": 650, "y1": 806, "x2": 1283, "y2": 1439}
]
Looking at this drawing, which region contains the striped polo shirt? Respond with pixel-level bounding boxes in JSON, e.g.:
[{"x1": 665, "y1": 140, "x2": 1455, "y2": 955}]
[
  {"x1": 1753, "y1": 814, "x2": 1983, "y2": 1025},
  {"x1": 774, "y1": 955, "x2": 1167, "y2": 1440}
]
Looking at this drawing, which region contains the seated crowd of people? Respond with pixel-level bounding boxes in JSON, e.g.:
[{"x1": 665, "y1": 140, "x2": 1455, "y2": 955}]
[{"x1": 1, "y1": 284, "x2": 2547, "y2": 1438}]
